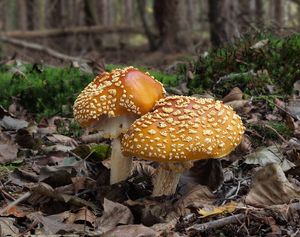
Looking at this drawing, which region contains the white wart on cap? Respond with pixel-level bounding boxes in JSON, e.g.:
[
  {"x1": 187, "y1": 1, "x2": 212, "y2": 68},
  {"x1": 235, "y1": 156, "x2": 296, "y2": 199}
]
[{"x1": 122, "y1": 96, "x2": 245, "y2": 161}]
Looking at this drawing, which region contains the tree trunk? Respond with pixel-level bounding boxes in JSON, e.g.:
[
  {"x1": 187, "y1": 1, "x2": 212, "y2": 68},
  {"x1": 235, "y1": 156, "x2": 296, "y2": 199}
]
[
  {"x1": 255, "y1": 0, "x2": 264, "y2": 26},
  {"x1": 238, "y1": 1, "x2": 252, "y2": 32},
  {"x1": 274, "y1": 0, "x2": 283, "y2": 26},
  {"x1": 153, "y1": 0, "x2": 181, "y2": 52},
  {"x1": 17, "y1": 0, "x2": 27, "y2": 30},
  {"x1": 137, "y1": 0, "x2": 157, "y2": 50},
  {"x1": 84, "y1": 0, "x2": 97, "y2": 26},
  {"x1": 124, "y1": 0, "x2": 133, "y2": 26},
  {"x1": 208, "y1": 0, "x2": 240, "y2": 47}
]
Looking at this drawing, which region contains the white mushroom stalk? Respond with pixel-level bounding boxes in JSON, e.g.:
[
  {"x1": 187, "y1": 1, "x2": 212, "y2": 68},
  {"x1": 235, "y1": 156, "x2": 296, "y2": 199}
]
[
  {"x1": 73, "y1": 67, "x2": 165, "y2": 185},
  {"x1": 121, "y1": 96, "x2": 245, "y2": 197},
  {"x1": 152, "y1": 162, "x2": 193, "y2": 196}
]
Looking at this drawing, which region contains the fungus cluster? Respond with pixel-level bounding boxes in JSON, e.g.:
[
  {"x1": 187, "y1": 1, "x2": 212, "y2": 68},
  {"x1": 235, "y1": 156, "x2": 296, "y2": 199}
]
[
  {"x1": 122, "y1": 96, "x2": 245, "y2": 196},
  {"x1": 73, "y1": 67, "x2": 165, "y2": 184}
]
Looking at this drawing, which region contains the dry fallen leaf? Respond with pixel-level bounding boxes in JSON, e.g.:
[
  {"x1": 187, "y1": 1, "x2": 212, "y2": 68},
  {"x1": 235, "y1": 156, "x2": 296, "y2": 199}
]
[
  {"x1": 102, "y1": 224, "x2": 157, "y2": 237},
  {"x1": 46, "y1": 134, "x2": 78, "y2": 147},
  {"x1": 0, "y1": 115, "x2": 28, "y2": 130},
  {"x1": 197, "y1": 201, "x2": 237, "y2": 218},
  {"x1": 222, "y1": 87, "x2": 243, "y2": 103},
  {"x1": 175, "y1": 184, "x2": 215, "y2": 216},
  {"x1": 0, "y1": 218, "x2": 19, "y2": 236},
  {"x1": 250, "y1": 39, "x2": 269, "y2": 49},
  {"x1": 181, "y1": 159, "x2": 224, "y2": 191},
  {"x1": 65, "y1": 207, "x2": 96, "y2": 227},
  {"x1": 225, "y1": 100, "x2": 252, "y2": 114},
  {"x1": 245, "y1": 163, "x2": 300, "y2": 206},
  {"x1": 96, "y1": 198, "x2": 134, "y2": 234},
  {"x1": 244, "y1": 145, "x2": 295, "y2": 171},
  {"x1": 0, "y1": 130, "x2": 18, "y2": 164},
  {"x1": 28, "y1": 212, "x2": 85, "y2": 234}
]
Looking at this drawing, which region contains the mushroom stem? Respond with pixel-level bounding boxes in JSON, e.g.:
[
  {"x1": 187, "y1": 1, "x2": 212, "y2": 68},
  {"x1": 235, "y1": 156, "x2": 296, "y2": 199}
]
[
  {"x1": 110, "y1": 137, "x2": 132, "y2": 184},
  {"x1": 152, "y1": 167, "x2": 181, "y2": 197},
  {"x1": 152, "y1": 161, "x2": 193, "y2": 197}
]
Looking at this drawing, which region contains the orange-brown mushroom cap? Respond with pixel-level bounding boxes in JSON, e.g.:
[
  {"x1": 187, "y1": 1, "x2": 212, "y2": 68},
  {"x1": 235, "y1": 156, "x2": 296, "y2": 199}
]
[
  {"x1": 73, "y1": 66, "x2": 165, "y2": 128},
  {"x1": 122, "y1": 96, "x2": 245, "y2": 162}
]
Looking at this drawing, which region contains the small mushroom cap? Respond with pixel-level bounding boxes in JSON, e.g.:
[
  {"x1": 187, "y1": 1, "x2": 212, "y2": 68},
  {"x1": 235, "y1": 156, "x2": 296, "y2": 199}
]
[
  {"x1": 122, "y1": 96, "x2": 245, "y2": 162},
  {"x1": 73, "y1": 67, "x2": 165, "y2": 128}
]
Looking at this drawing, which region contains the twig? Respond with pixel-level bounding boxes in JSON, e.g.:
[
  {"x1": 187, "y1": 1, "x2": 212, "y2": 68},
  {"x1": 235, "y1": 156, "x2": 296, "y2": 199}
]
[
  {"x1": 0, "y1": 36, "x2": 89, "y2": 63},
  {"x1": 1, "y1": 25, "x2": 142, "y2": 39},
  {"x1": 264, "y1": 124, "x2": 288, "y2": 143},
  {"x1": 187, "y1": 213, "x2": 246, "y2": 232},
  {"x1": 0, "y1": 191, "x2": 31, "y2": 216}
]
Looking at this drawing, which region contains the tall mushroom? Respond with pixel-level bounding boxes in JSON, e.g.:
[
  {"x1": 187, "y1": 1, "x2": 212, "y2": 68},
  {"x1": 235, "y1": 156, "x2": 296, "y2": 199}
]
[
  {"x1": 73, "y1": 66, "x2": 165, "y2": 184},
  {"x1": 122, "y1": 96, "x2": 245, "y2": 196}
]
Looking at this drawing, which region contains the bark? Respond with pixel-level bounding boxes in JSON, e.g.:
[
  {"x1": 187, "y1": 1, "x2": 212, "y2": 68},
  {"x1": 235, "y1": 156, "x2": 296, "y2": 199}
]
[
  {"x1": 137, "y1": 0, "x2": 157, "y2": 50},
  {"x1": 274, "y1": 0, "x2": 283, "y2": 26},
  {"x1": 124, "y1": 0, "x2": 133, "y2": 26},
  {"x1": 238, "y1": 1, "x2": 252, "y2": 32},
  {"x1": 208, "y1": 0, "x2": 240, "y2": 47},
  {"x1": 255, "y1": 0, "x2": 264, "y2": 26},
  {"x1": 187, "y1": 0, "x2": 196, "y2": 29},
  {"x1": 153, "y1": 0, "x2": 181, "y2": 52},
  {"x1": 84, "y1": 0, "x2": 97, "y2": 26},
  {"x1": 17, "y1": 0, "x2": 27, "y2": 30}
]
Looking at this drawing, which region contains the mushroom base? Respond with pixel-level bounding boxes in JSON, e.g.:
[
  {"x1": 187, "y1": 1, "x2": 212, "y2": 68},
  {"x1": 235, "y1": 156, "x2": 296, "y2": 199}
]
[
  {"x1": 110, "y1": 137, "x2": 133, "y2": 184},
  {"x1": 152, "y1": 161, "x2": 193, "y2": 197}
]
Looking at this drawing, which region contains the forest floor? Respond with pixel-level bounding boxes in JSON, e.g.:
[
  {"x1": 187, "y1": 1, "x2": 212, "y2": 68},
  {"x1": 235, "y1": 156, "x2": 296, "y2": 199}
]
[{"x1": 1, "y1": 36, "x2": 300, "y2": 236}]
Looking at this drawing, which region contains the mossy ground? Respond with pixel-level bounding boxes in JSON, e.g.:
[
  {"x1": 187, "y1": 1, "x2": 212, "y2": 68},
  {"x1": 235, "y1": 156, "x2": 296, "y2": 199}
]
[
  {"x1": 190, "y1": 33, "x2": 300, "y2": 97},
  {"x1": 0, "y1": 63, "x2": 178, "y2": 120}
]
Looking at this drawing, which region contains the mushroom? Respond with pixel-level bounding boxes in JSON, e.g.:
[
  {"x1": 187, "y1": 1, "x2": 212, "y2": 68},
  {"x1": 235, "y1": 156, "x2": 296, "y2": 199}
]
[
  {"x1": 121, "y1": 96, "x2": 245, "y2": 196},
  {"x1": 73, "y1": 66, "x2": 165, "y2": 184}
]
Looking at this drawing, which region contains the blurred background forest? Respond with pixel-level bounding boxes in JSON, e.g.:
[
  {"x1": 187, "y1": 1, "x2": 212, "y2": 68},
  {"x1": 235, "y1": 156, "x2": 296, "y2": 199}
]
[{"x1": 1, "y1": 0, "x2": 300, "y2": 68}]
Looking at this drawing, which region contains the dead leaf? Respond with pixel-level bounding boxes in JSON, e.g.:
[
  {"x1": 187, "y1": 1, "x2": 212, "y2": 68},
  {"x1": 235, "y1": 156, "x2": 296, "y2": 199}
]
[
  {"x1": 181, "y1": 159, "x2": 224, "y2": 191},
  {"x1": 96, "y1": 198, "x2": 134, "y2": 234},
  {"x1": 15, "y1": 128, "x2": 39, "y2": 149},
  {"x1": 66, "y1": 207, "x2": 96, "y2": 227},
  {"x1": 0, "y1": 115, "x2": 28, "y2": 130},
  {"x1": 0, "y1": 218, "x2": 19, "y2": 236},
  {"x1": 250, "y1": 39, "x2": 269, "y2": 49},
  {"x1": 197, "y1": 201, "x2": 237, "y2": 218},
  {"x1": 0, "y1": 130, "x2": 18, "y2": 164},
  {"x1": 30, "y1": 182, "x2": 98, "y2": 211},
  {"x1": 38, "y1": 165, "x2": 75, "y2": 187},
  {"x1": 43, "y1": 144, "x2": 74, "y2": 153},
  {"x1": 46, "y1": 134, "x2": 78, "y2": 147},
  {"x1": 102, "y1": 225, "x2": 157, "y2": 237},
  {"x1": 287, "y1": 99, "x2": 300, "y2": 120},
  {"x1": 0, "y1": 106, "x2": 13, "y2": 119},
  {"x1": 244, "y1": 145, "x2": 295, "y2": 171},
  {"x1": 28, "y1": 212, "x2": 85, "y2": 234},
  {"x1": 222, "y1": 87, "x2": 243, "y2": 103},
  {"x1": 175, "y1": 185, "x2": 215, "y2": 216},
  {"x1": 225, "y1": 100, "x2": 252, "y2": 114},
  {"x1": 245, "y1": 163, "x2": 300, "y2": 206},
  {"x1": 0, "y1": 206, "x2": 26, "y2": 218}
]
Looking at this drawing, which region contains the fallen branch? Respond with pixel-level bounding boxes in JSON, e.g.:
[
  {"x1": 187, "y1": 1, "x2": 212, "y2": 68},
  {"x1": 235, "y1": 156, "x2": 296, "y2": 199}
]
[
  {"x1": 187, "y1": 213, "x2": 246, "y2": 232},
  {"x1": 187, "y1": 202, "x2": 300, "y2": 232},
  {"x1": 1, "y1": 25, "x2": 143, "y2": 39},
  {"x1": 0, "y1": 35, "x2": 89, "y2": 63}
]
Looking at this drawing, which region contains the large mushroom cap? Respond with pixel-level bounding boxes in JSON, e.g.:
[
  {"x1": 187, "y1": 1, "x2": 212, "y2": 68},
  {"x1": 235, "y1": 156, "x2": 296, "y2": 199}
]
[
  {"x1": 122, "y1": 96, "x2": 245, "y2": 162},
  {"x1": 73, "y1": 66, "x2": 165, "y2": 128}
]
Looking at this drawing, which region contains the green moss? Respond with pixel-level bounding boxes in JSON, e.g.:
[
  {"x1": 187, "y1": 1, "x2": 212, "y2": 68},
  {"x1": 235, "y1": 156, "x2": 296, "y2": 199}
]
[
  {"x1": 0, "y1": 63, "x2": 177, "y2": 119},
  {"x1": 249, "y1": 121, "x2": 292, "y2": 140},
  {"x1": 192, "y1": 33, "x2": 300, "y2": 96}
]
